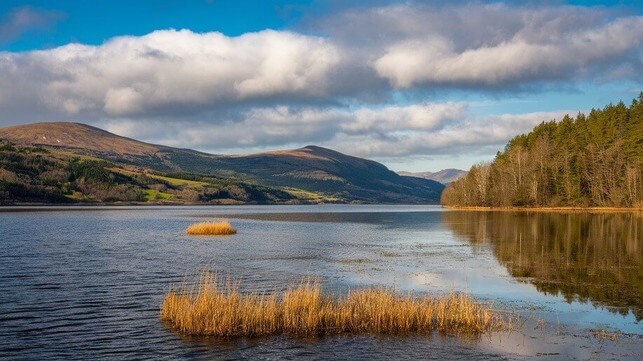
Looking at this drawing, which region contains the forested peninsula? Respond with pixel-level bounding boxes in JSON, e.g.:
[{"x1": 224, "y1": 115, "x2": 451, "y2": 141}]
[{"x1": 441, "y1": 94, "x2": 643, "y2": 208}]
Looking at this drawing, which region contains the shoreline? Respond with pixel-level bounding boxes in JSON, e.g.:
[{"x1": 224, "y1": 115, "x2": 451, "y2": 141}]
[
  {"x1": 3, "y1": 203, "x2": 640, "y2": 212},
  {"x1": 0, "y1": 202, "x2": 442, "y2": 212},
  {"x1": 442, "y1": 205, "x2": 643, "y2": 213}
]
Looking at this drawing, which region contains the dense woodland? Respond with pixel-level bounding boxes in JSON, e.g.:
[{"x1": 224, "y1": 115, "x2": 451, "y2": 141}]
[{"x1": 442, "y1": 94, "x2": 643, "y2": 207}]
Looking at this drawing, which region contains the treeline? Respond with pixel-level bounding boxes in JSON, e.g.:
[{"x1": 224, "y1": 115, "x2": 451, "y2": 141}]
[
  {"x1": 0, "y1": 144, "x2": 145, "y2": 203},
  {"x1": 442, "y1": 94, "x2": 643, "y2": 207}
]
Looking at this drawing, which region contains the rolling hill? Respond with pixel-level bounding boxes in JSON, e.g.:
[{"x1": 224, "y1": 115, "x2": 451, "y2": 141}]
[{"x1": 0, "y1": 122, "x2": 444, "y2": 204}]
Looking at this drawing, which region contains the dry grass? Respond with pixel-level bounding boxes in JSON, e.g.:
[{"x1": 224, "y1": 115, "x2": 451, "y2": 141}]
[
  {"x1": 160, "y1": 273, "x2": 509, "y2": 337},
  {"x1": 186, "y1": 221, "x2": 237, "y2": 236}
]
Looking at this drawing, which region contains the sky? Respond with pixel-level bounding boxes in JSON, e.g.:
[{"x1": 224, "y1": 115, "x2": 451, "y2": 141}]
[{"x1": 0, "y1": 1, "x2": 641, "y2": 172}]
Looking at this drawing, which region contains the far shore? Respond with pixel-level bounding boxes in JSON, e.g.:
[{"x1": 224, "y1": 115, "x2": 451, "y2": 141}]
[
  {"x1": 2, "y1": 203, "x2": 640, "y2": 212},
  {"x1": 442, "y1": 205, "x2": 643, "y2": 213},
  {"x1": 0, "y1": 202, "x2": 441, "y2": 209}
]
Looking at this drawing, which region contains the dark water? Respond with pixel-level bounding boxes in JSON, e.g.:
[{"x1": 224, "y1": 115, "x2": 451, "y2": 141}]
[{"x1": 0, "y1": 205, "x2": 641, "y2": 360}]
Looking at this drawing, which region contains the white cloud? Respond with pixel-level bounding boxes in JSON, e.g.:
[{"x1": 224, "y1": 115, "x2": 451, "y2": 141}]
[
  {"x1": 325, "y1": 110, "x2": 572, "y2": 158},
  {"x1": 101, "y1": 102, "x2": 466, "y2": 149},
  {"x1": 0, "y1": 29, "x2": 341, "y2": 116},
  {"x1": 1, "y1": 3, "x2": 641, "y2": 122},
  {"x1": 372, "y1": 10, "x2": 643, "y2": 87},
  {"x1": 345, "y1": 103, "x2": 465, "y2": 134},
  {"x1": 104, "y1": 87, "x2": 144, "y2": 115},
  {"x1": 0, "y1": 2, "x2": 640, "y2": 170},
  {"x1": 100, "y1": 104, "x2": 570, "y2": 164}
]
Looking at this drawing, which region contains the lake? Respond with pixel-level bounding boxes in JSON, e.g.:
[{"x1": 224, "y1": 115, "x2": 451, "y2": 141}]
[{"x1": 0, "y1": 205, "x2": 641, "y2": 360}]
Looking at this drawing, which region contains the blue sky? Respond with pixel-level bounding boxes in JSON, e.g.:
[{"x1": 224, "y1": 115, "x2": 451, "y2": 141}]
[
  {"x1": 3, "y1": 1, "x2": 641, "y2": 51},
  {"x1": 0, "y1": 1, "x2": 314, "y2": 51},
  {"x1": 0, "y1": 1, "x2": 641, "y2": 171}
]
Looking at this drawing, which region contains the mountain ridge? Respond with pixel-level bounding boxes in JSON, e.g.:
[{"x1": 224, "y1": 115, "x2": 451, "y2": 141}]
[
  {"x1": 0, "y1": 122, "x2": 444, "y2": 204},
  {"x1": 0, "y1": 122, "x2": 163, "y2": 155}
]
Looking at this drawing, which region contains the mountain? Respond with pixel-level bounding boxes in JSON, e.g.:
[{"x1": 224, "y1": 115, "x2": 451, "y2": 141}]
[
  {"x1": 0, "y1": 122, "x2": 160, "y2": 155},
  {"x1": 0, "y1": 122, "x2": 444, "y2": 204},
  {"x1": 398, "y1": 169, "x2": 467, "y2": 184}
]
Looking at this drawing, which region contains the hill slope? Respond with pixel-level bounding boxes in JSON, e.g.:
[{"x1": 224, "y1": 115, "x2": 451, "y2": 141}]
[
  {"x1": 442, "y1": 94, "x2": 643, "y2": 208},
  {"x1": 0, "y1": 122, "x2": 444, "y2": 203},
  {"x1": 0, "y1": 122, "x2": 160, "y2": 155},
  {"x1": 0, "y1": 141, "x2": 310, "y2": 205},
  {"x1": 398, "y1": 169, "x2": 467, "y2": 184}
]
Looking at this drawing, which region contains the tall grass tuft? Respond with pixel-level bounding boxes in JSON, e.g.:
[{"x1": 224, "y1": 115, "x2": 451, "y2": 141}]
[
  {"x1": 160, "y1": 273, "x2": 509, "y2": 337},
  {"x1": 186, "y1": 221, "x2": 237, "y2": 236}
]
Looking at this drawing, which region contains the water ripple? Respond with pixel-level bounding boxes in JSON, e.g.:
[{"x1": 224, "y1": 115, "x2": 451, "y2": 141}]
[{"x1": 1, "y1": 206, "x2": 640, "y2": 360}]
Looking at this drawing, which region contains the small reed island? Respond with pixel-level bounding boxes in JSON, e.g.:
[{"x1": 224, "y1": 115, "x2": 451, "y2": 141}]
[
  {"x1": 160, "y1": 273, "x2": 509, "y2": 337},
  {"x1": 186, "y1": 221, "x2": 237, "y2": 235}
]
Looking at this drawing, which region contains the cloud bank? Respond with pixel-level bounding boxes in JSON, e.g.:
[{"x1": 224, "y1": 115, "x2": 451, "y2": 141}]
[
  {"x1": 0, "y1": 29, "x2": 341, "y2": 117},
  {"x1": 103, "y1": 104, "x2": 570, "y2": 162},
  {"x1": 0, "y1": 2, "x2": 641, "y2": 167},
  {"x1": 327, "y1": 3, "x2": 643, "y2": 87}
]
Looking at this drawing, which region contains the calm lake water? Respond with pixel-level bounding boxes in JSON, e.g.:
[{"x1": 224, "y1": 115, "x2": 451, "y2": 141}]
[{"x1": 1, "y1": 205, "x2": 641, "y2": 360}]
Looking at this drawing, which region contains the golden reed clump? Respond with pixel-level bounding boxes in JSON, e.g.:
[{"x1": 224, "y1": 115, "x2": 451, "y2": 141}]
[
  {"x1": 160, "y1": 273, "x2": 509, "y2": 337},
  {"x1": 186, "y1": 221, "x2": 237, "y2": 236}
]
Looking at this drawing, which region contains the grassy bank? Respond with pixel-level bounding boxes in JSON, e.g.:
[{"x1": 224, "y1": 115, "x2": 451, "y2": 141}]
[{"x1": 160, "y1": 273, "x2": 509, "y2": 337}]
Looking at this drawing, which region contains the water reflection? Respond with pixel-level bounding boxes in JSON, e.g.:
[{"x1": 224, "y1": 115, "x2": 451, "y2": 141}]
[
  {"x1": 2, "y1": 206, "x2": 641, "y2": 360},
  {"x1": 443, "y1": 211, "x2": 643, "y2": 321}
]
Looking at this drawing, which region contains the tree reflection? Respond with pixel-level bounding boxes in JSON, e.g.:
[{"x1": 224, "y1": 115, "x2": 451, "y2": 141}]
[{"x1": 443, "y1": 211, "x2": 642, "y2": 321}]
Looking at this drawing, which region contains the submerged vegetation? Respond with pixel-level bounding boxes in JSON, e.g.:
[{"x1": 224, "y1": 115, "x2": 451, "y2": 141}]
[
  {"x1": 442, "y1": 94, "x2": 643, "y2": 208},
  {"x1": 186, "y1": 221, "x2": 237, "y2": 236},
  {"x1": 160, "y1": 273, "x2": 508, "y2": 337}
]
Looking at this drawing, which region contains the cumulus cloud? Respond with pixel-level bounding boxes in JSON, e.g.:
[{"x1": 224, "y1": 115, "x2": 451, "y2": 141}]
[
  {"x1": 101, "y1": 103, "x2": 568, "y2": 162},
  {"x1": 327, "y1": 3, "x2": 643, "y2": 87},
  {"x1": 328, "y1": 110, "x2": 573, "y2": 159},
  {"x1": 344, "y1": 103, "x2": 465, "y2": 134},
  {"x1": 0, "y1": 1, "x2": 640, "y2": 167},
  {"x1": 102, "y1": 103, "x2": 466, "y2": 149},
  {"x1": 0, "y1": 29, "x2": 341, "y2": 117},
  {"x1": 1, "y1": 3, "x2": 641, "y2": 121},
  {"x1": 374, "y1": 15, "x2": 643, "y2": 87}
]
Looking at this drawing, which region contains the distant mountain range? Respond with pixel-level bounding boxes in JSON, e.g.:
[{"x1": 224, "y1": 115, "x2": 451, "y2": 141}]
[
  {"x1": 397, "y1": 169, "x2": 467, "y2": 185},
  {"x1": 0, "y1": 122, "x2": 444, "y2": 204}
]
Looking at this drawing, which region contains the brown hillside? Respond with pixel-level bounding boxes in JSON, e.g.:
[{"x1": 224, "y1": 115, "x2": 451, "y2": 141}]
[
  {"x1": 0, "y1": 122, "x2": 160, "y2": 156},
  {"x1": 0, "y1": 122, "x2": 445, "y2": 203}
]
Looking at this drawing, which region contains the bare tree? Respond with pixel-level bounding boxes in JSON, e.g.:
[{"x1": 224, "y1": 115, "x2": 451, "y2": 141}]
[{"x1": 471, "y1": 162, "x2": 492, "y2": 205}]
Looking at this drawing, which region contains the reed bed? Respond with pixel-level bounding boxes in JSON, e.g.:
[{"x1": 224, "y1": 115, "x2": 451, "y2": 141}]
[
  {"x1": 186, "y1": 221, "x2": 237, "y2": 236},
  {"x1": 160, "y1": 273, "x2": 509, "y2": 337}
]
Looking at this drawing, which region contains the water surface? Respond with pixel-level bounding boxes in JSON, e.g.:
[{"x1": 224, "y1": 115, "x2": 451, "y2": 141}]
[{"x1": 0, "y1": 205, "x2": 641, "y2": 360}]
